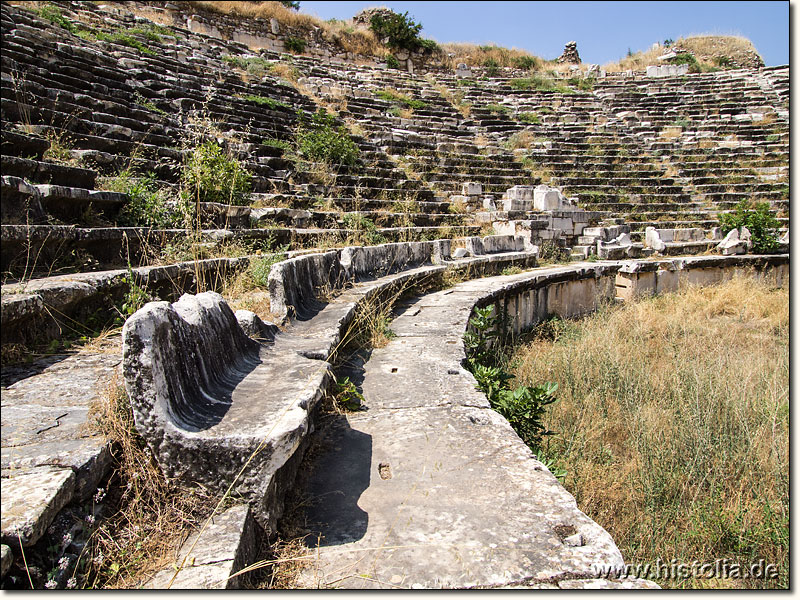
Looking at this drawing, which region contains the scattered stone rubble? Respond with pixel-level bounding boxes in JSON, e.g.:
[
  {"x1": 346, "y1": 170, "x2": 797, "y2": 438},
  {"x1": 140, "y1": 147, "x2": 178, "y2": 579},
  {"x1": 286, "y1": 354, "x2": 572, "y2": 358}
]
[{"x1": 557, "y1": 41, "x2": 581, "y2": 64}]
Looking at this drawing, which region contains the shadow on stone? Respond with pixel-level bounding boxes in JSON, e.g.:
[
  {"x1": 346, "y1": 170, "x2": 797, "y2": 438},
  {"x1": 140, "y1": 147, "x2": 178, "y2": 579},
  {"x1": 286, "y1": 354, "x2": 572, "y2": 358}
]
[{"x1": 302, "y1": 414, "x2": 372, "y2": 547}]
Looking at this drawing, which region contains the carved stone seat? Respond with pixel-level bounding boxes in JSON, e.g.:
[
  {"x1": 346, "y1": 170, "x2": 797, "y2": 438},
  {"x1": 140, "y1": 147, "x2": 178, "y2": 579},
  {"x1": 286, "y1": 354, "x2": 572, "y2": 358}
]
[{"x1": 122, "y1": 292, "x2": 330, "y2": 525}]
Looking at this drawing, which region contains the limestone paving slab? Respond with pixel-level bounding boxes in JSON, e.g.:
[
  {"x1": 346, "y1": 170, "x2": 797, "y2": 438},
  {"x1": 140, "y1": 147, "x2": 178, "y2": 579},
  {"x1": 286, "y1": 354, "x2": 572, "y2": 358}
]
[
  {"x1": 1, "y1": 465, "x2": 75, "y2": 547},
  {"x1": 2, "y1": 348, "x2": 119, "y2": 503},
  {"x1": 296, "y1": 405, "x2": 624, "y2": 589},
  {"x1": 294, "y1": 267, "x2": 640, "y2": 589},
  {"x1": 147, "y1": 504, "x2": 257, "y2": 590}
]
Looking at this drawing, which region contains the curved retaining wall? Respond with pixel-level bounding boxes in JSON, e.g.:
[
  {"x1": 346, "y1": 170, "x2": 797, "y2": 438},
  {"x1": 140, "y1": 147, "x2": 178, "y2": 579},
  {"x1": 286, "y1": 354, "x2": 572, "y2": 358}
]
[{"x1": 142, "y1": 253, "x2": 787, "y2": 588}]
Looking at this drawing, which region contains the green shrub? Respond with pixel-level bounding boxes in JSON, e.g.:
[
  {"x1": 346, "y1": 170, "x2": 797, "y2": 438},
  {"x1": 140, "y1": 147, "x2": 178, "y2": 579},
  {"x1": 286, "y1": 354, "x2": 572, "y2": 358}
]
[
  {"x1": 183, "y1": 141, "x2": 252, "y2": 205},
  {"x1": 483, "y1": 58, "x2": 500, "y2": 76},
  {"x1": 284, "y1": 36, "x2": 306, "y2": 54},
  {"x1": 464, "y1": 306, "x2": 558, "y2": 453},
  {"x1": 242, "y1": 94, "x2": 289, "y2": 110},
  {"x1": 35, "y1": 4, "x2": 75, "y2": 32},
  {"x1": 248, "y1": 247, "x2": 289, "y2": 287},
  {"x1": 94, "y1": 30, "x2": 156, "y2": 55},
  {"x1": 483, "y1": 103, "x2": 508, "y2": 115},
  {"x1": 517, "y1": 112, "x2": 541, "y2": 124},
  {"x1": 223, "y1": 55, "x2": 271, "y2": 78},
  {"x1": 714, "y1": 55, "x2": 734, "y2": 68},
  {"x1": 567, "y1": 76, "x2": 596, "y2": 92},
  {"x1": 111, "y1": 171, "x2": 191, "y2": 228},
  {"x1": 342, "y1": 213, "x2": 386, "y2": 245},
  {"x1": 669, "y1": 52, "x2": 701, "y2": 73},
  {"x1": 512, "y1": 55, "x2": 540, "y2": 70},
  {"x1": 374, "y1": 89, "x2": 426, "y2": 110},
  {"x1": 369, "y1": 10, "x2": 434, "y2": 52},
  {"x1": 718, "y1": 199, "x2": 781, "y2": 253},
  {"x1": 386, "y1": 54, "x2": 401, "y2": 69},
  {"x1": 418, "y1": 38, "x2": 439, "y2": 52},
  {"x1": 296, "y1": 109, "x2": 360, "y2": 166}
]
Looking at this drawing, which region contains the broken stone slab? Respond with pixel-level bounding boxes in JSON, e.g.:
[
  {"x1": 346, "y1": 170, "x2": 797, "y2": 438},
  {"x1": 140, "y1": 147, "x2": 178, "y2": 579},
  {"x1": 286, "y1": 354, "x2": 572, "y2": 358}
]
[
  {"x1": 716, "y1": 227, "x2": 748, "y2": 255},
  {"x1": 465, "y1": 235, "x2": 530, "y2": 256},
  {"x1": 122, "y1": 292, "x2": 331, "y2": 526},
  {"x1": 1, "y1": 544, "x2": 11, "y2": 577},
  {"x1": 533, "y1": 184, "x2": 573, "y2": 211},
  {"x1": 234, "y1": 309, "x2": 279, "y2": 342},
  {"x1": 461, "y1": 182, "x2": 482, "y2": 197},
  {"x1": 455, "y1": 63, "x2": 472, "y2": 78},
  {"x1": 501, "y1": 185, "x2": 535, "y2": 212},
  {"x1": 146, "y1": 504, "x2": 258, "y2": 589},
  {"x1": 1, "y1": 466, "x2": 75, "y2": 547},
  {"x1": 645, "y1": 226, "x2": 666, "y2": 252}
]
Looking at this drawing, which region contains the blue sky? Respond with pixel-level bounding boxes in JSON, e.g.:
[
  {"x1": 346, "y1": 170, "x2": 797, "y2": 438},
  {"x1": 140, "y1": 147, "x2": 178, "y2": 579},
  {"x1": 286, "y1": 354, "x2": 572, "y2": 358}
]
[{"x1": 299, "y1": 1, "x2": 789, "y2": 66}]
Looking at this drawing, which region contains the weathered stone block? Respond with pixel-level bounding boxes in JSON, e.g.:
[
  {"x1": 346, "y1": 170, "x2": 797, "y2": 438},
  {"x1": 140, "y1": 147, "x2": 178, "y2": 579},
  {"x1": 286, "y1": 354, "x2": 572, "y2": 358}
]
[
  {"x1": 122, "y1": 292, "x2": 331, "y2": 525},
  {"x1": 1, "y1": 466, "x2": 75, "y2": 547},
  {"x1": 461, "y1": 182, "x2": 482, "y2": 197}
]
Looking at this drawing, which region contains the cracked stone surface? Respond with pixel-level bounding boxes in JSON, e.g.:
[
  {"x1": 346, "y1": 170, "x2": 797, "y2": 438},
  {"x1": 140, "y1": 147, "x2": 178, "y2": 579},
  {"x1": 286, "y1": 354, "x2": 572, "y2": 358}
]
[{"x1": 2, "y1": 346, "x2": 118, "y2": 514}]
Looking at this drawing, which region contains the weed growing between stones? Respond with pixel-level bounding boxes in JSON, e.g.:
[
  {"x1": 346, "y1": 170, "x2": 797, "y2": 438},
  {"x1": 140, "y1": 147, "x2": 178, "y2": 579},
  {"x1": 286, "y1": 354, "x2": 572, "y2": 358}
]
[
  {"x1": 295, "y1": 109, "x2": 360, "y2": 167},
  {"x1": 80, "y1": 379, "x2": 218, "y2": 588},
  {"x1": 183, "y1": 141, "x2": 253, "y2": 206},
  {"x1": 511, "y1": 276, "x2": 788, "y2": 588},
  {"x1": 463, "y1": 306, "x2": 559, "y2": 456}
]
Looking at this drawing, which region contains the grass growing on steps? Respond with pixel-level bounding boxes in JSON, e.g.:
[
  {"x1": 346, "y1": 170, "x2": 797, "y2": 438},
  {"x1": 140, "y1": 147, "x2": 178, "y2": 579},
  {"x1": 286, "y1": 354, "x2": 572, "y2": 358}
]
[{"x1": 511, "y1": 275, "x2": 788, "y2": 589}]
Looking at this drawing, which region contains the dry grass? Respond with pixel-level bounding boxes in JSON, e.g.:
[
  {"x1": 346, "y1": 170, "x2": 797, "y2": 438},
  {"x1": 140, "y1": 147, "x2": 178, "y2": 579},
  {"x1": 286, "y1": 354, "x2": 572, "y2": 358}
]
[
  {"x1": 604, "y1": 35, "x2": 761, "y2": 72},
  {"x1": 659, "y1": 126, "x2": 683, "y2": 141},
  {"x1": 186, "y1": 1, "x2": 386, "y2": 58},
  {"x1": 512, "y1": 275, "x2": 788, "y2": 589},
  {"x1": 441, "y1": 42, "x2": 549, "y2": 70},
  {"x1": 82, "y1": 379, "x2": 217, "y2": 588}
]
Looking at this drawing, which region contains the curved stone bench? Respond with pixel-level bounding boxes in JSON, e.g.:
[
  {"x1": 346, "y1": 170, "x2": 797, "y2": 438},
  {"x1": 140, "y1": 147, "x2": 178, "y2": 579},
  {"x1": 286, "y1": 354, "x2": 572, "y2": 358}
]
[{"x1": 122, "y1": 291, "x2": 331, "y2": 525}]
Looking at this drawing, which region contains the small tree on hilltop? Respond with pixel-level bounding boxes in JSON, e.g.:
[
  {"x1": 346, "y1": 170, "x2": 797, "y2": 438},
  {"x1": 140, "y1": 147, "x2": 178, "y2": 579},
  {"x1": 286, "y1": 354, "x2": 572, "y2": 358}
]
[{"x1": 369, "y1": 11, "x2": 423, "y2": 51}]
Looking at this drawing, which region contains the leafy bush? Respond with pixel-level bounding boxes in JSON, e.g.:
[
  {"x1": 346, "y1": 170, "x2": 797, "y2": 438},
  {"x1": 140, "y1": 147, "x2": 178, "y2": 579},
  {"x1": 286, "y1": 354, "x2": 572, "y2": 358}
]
[
  {"x1": 518, "y1": 112, "x2": 541, "y2": 125},
  {"x1": 464, "y1": 306, "x2": 558, "y2": 452},
  {"x1": 512, "y1": 55, "x2": 540, "y2": 70},
  {"x1": 567, "y1": 76, "x2": 596, "y2": 92},
  {"x1": 284, "y1": 36, "x2": 306, "y2": 54},
  {"x1": 111, "y1": 171, "x2": 191, "y2": 228},
  {"x1": 369, "y1": 10, "x2": 434, "y2": 52},
  {"x1": 183, "y1": 141, "x2": 252, "y2": 205},
  {"x1": 483, "y1": 58, "x2": 500, "y2": 76},
  {"x1": 247, "y1": 247, "x2": 289, "y2": 287},
  {"x1": 36, "y1": 4, "x2": 75, "y2": 32},
  {"x1": 718, "y1": 199, "x2": 781, "y2": 253},
  {"x1": 342, "y1": 213, "x2": 386, "y2": 245},
  {"x1": 333, "y1": 377, "x2": 365, "y2": 411},
  {"x1": 714, "y1": 55, "x2": 734, "y2": 68},
  {"x1": 94, "y1": 30, "x2": 156, "y2": 55},
  {"x1": 223, "y1": 55, "x2": 271, "y2": 78},
  {"x1": 668, "y1": 52, "x2": 701, "y2": 73},
  {"x1": 483, "y1": 103, "x2": 508, "y2": 115},
  {"x1": 296, "y1": 109, "x2": 360, "y2": 166},
  {"x1": 386, "y1": 54, "x2": 401, "y2": 69}
]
